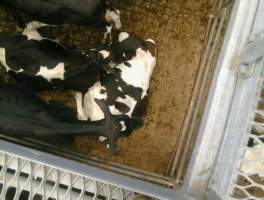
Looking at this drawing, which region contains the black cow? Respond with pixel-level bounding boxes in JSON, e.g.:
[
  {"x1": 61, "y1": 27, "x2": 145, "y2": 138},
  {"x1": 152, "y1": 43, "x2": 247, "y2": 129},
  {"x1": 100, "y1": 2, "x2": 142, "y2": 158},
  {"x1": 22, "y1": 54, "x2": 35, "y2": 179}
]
[
  {"x1": 80, "y1": 32, "x2": 157, "y2": 144},
  {"x1": 1, "y1": 0, "x2": 121, "y2": 42},
  {"x1": 0, "y1": 84, "x2": 122, "y2": 155}
]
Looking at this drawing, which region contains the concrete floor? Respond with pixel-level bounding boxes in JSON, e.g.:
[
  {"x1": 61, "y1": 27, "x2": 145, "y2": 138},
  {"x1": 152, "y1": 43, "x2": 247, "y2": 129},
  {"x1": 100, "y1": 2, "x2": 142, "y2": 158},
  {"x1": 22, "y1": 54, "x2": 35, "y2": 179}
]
[{"x1": 0, "y1": 0, "x2": 214, "y2": 175}]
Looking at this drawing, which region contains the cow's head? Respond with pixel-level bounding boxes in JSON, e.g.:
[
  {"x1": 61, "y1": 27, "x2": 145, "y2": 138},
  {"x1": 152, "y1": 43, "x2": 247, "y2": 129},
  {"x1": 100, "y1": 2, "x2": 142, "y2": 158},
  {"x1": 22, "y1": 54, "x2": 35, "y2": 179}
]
[
  {"x1": 105, "y1": 8, "x2": 122, "y2": 30},
  {"x1": 108, "y1": 32, "x2": 156, "y2": 65}
]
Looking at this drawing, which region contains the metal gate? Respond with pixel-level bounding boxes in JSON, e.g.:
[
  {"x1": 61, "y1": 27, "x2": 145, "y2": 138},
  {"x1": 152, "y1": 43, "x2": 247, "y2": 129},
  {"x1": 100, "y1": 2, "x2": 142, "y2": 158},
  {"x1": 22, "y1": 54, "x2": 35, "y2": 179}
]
[
  {"x1": 183, "y1": 0, "x2": 264, "y2": 199},
  {"x1": 167, "y1": 0, "x2": 234, "y2": 182}
]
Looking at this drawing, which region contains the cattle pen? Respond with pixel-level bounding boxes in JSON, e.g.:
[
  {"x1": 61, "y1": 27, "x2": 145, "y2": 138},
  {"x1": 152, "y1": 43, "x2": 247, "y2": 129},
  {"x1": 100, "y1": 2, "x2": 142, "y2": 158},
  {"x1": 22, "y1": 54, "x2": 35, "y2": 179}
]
[{"x1": 0, "y1": 0, "x2": 264, "y2": 199}]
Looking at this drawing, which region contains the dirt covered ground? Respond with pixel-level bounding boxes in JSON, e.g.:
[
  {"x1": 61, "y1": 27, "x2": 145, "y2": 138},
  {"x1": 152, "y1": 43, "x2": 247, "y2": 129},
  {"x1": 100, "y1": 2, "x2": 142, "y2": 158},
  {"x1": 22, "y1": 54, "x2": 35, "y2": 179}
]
[{"x1": 0, "y1": 0, "x2": 214, "y2": 175}]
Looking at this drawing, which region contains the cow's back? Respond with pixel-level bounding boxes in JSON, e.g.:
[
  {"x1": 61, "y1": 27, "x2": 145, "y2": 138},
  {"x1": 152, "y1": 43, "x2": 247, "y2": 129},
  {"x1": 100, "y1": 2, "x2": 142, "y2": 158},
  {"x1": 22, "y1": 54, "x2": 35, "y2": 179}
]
[
  {"x1": 1, "y1": 0, "x2": 105, "y2": 25},
  {"x1": 0, "y1": 84, "x2": 46, "y2": 114}
]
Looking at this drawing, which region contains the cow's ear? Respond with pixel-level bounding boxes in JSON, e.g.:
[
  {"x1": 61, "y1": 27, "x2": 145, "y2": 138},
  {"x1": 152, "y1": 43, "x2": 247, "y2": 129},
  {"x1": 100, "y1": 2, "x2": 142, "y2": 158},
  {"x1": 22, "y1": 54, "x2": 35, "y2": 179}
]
[{"x1": 145, "y1": 39, "x2": 156, "y2": 57}]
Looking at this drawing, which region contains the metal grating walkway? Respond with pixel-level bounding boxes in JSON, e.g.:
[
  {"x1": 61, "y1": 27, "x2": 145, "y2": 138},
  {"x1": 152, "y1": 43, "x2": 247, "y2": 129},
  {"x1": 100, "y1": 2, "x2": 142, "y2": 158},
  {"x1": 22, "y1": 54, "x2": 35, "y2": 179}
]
[
  {"x1": 228, "y1": 58, "x2": 264, "y2": 199},
  {"x1": 0, "y1": 139, "x2": 193, "y2": 200},
  {"x1": 0, "y1": 152, "x2": 135, "y2": 200}
]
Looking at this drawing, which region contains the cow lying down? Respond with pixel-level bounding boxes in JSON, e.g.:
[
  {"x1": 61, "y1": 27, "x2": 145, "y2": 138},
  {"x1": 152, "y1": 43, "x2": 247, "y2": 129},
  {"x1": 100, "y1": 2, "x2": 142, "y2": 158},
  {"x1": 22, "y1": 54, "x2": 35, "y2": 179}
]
[
  {"x1": 0, "y1": 31, "x2": 156, "y2": 152},
  {"x1": 1, "y1": 0, "x2": 121, "y2": 42},
  {"x1": 79, "y1": 32, "x2": 157, "y2": 147},
  {"x1": 0, "y1": 84, "x2": 123, "y2": 155},
  {"x1": 0, "y1": 31, "x2": 111, "y2": 93}
]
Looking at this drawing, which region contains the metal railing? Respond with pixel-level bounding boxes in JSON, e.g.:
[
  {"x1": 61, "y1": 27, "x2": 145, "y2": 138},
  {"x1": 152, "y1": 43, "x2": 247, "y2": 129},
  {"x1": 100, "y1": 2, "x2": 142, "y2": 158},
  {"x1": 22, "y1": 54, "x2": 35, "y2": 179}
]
[
  {"x1": 183, "y1": 0, "x2": 264, "y2": 199},
  {"x1": 166, "y1": 0, "x2": 234, "y2": 183}
]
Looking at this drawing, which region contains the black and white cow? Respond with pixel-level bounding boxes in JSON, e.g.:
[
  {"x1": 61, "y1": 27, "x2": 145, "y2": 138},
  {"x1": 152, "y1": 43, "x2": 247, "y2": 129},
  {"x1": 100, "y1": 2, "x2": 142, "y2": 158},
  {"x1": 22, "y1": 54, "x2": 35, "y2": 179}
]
[
  {"x1": 0, "y1": 28, "x2": 117, "y2": 123},
  {"x1": 1, "y1": 0, "x2": 121, "y2": 42},
  {"x1": 0, "y1": 84, "x2": 123, "y2": 153},
  {"x1": 78, "y1": 32, "x2": 156, "y2": 144},
  {"x1": 0, "y1": 30, "x2": 111, "y2": 104},
  {"x1": 0, "y1": 31, "x2": 156, "y2": 151}
]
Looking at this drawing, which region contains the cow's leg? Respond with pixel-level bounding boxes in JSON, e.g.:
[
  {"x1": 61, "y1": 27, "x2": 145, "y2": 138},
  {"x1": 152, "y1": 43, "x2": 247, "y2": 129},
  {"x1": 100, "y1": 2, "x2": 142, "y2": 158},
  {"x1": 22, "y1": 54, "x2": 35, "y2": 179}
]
[
  {"x1": 93, "y1": 99, "x2": 122, "y2": 158},
  {"x1": 75, "y1": 92, "x2": 87, "y2": 121}
]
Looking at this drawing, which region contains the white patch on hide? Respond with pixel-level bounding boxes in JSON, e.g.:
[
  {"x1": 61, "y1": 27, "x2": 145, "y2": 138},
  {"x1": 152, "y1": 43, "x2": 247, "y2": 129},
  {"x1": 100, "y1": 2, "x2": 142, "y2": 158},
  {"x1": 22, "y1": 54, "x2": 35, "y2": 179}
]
[
  {"x1": 0, "y1": 48, "x2": 11, "y2": 71},
  {"x1": 120, "y1": 121, "x2": 126, "y2": 132},
  {"x1": 118, "y1": 32, "x2": 129, "y2": 42},
  {"x1": 75, "y1": 92, "x2": 87, "y2": 121},
  {"x1": 0, "y1": 48, "x2": 25, "y2": 73},
  {"x1": 22, "y1": 21, "x2": 47, "y2": 41},
  {"x1": 118, "y1": 86, "x2": 123, "y2": 92},
  {"x1": 116, "y1": 48, "x2": 156, "y2": 99},
  {"x1": 109, "y1": 95, "x2": 136, "y2": 117},
  {"x1": 36, "y1": 63, "x2": 65, "y2": 82},
  {"x1": 109, "y1": 105, "x2": 122, "y2": 116},
  {"x1": 106, "y1": 25, "x2": 112, "y2": 33},
  {"x1": 103, "y1": 25, "x2": 113, "y2": 44},
  {"x1": 83, "y1": 82, "x2": 107, "y2": 121},
  {"x1": 99, "y1": 50, "x2": 110, "y2": 59},
  {"x1": 118, "y1": 95, "x2": 137, "y2": 117}
]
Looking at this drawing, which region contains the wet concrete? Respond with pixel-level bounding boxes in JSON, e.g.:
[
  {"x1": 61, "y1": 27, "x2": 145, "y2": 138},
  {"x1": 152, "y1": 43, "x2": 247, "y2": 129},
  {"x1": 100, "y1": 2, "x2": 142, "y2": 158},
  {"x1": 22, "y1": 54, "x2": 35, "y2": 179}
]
[{"x1": 0, "y1": 0, "x2": 214, "y2": 175}]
